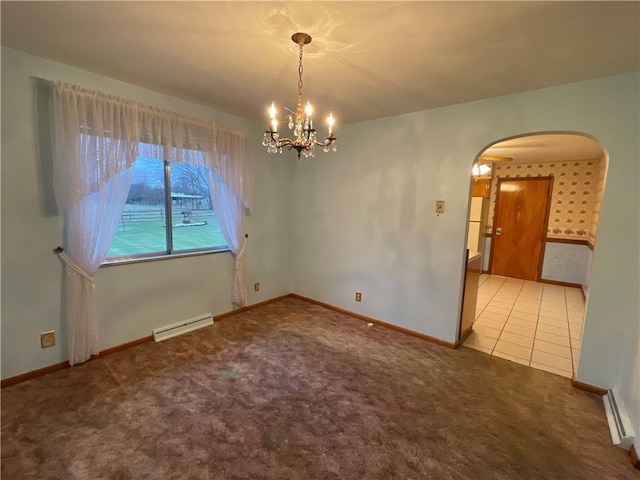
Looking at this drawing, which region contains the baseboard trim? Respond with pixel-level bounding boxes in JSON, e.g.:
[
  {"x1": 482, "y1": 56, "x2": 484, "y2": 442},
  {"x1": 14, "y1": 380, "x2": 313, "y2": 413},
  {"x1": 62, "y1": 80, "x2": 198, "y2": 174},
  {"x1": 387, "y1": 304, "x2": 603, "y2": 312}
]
[
  {"x1": 290, "y1": 293, "x2": 457, "y2": 349},
  {"x1": 214, "y1": 294, "x2": 293, "y2": 321},
  {"x1": 1, "y1": 295, "x2": 294, "y2": 388},
  {"x1": 1, "y1": 336, "x2": 154, "y2": 389},
  {"x1": 629, "y1": 444, "x2": 640, "y2": 470},
  {"x1": 571, "y1": 375, "x2": 607, "y2": 396},
  {"x1": 539, "y1": 278, "x2": 583, "y2": 289},
  {"x1": 0, "y1": 361, "x2": 70, "y2": 389},
  {"x1": 93, "y1": 335, "x2": 154, "y2": 358}
]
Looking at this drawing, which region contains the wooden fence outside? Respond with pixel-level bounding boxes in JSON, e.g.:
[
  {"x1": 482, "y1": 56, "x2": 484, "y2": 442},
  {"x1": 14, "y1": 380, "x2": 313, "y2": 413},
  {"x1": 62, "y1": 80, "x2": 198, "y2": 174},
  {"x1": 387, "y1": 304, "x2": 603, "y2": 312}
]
[{"x1": 119, "y1": 208, "x2": 215, "y2": 231}]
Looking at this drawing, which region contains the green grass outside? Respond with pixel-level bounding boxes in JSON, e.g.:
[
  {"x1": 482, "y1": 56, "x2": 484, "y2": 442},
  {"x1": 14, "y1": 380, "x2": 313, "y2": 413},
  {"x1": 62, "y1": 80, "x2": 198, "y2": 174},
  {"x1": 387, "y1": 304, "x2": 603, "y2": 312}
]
[{"x1": 107, "y1": 207, "x2": 227, "y2": 258}]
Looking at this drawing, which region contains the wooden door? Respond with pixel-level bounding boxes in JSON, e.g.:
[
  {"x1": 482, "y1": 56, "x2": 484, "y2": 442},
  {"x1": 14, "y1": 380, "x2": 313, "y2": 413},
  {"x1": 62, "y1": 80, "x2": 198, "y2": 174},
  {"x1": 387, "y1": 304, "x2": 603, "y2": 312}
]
[{"x1": 490, "y1": 178, "x2": 552, "y2": 280}]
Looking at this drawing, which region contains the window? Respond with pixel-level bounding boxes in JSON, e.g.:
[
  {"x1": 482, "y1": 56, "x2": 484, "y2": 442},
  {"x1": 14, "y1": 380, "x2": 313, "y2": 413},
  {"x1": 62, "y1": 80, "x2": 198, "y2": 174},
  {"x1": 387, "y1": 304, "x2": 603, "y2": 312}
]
[{"x1": 105, "y1": 149, "x2": 227, "y2": 261}]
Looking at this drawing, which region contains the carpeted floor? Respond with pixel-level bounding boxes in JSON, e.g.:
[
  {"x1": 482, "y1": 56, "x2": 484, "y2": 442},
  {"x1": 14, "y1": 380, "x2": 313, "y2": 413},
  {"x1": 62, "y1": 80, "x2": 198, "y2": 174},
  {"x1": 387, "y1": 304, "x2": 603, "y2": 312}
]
[{"x1": 1, "y1": 298, "x2": 637, "y2": 479}]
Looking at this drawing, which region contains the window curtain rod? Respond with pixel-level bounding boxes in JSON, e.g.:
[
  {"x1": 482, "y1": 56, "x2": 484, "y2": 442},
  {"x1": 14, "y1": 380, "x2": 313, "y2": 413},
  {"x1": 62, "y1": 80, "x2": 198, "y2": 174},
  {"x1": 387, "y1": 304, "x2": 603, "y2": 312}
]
[{"x1": 38, "y1": 78, "x2": 248, "y2": 138}]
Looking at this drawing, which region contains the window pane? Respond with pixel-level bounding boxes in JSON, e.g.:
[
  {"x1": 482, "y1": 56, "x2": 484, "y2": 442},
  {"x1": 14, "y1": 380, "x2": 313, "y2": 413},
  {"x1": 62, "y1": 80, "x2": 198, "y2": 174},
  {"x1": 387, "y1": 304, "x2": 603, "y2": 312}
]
[
  {"x1": 105, "y1": 152, "x2": 228, "y2": 261},
  {"x1": 106, "y1": 156, "x2": 168, "y2": 258},
  {"x1": 169, "y1": 162, "x2": 226, "y2": 251}
]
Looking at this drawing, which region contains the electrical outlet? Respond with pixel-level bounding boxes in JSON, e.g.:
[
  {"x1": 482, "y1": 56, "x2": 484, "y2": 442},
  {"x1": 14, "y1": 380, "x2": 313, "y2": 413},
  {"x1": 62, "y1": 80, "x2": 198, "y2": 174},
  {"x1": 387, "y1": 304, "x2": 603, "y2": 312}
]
[
  {"x1": 435, "y1": 200, "x2": 445, "y2": 214},
  {"x1": 355, "y1": 292, "x2": 362, "y2": 302},
  {"x1": 40, "y1": 331, "x2": 56, "y2": 349},
  {"x1": 254, "y1": 282, "x2": 260, "y2": 292}
]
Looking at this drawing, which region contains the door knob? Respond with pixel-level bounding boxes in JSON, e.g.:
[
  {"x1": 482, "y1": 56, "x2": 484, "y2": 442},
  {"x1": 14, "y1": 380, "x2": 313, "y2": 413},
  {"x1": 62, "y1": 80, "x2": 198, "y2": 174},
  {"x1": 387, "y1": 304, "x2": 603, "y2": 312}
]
[{"x1": 496, "y1": 227, "x2": 502, "y2": 236}]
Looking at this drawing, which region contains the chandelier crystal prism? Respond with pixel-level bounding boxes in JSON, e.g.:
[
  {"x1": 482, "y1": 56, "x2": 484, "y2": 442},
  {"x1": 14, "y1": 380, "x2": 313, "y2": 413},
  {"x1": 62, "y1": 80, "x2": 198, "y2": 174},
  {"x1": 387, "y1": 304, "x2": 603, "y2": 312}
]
[{"x1": 262, "y1": 32, "x2": 337, "y2": 159}]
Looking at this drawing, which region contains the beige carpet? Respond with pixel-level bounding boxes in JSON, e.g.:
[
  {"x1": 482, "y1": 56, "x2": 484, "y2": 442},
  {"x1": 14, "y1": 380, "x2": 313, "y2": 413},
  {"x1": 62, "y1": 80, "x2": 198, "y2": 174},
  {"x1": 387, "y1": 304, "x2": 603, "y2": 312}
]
[{"x1": 1, "y1": 298, "x2": 636, "y2": 479}]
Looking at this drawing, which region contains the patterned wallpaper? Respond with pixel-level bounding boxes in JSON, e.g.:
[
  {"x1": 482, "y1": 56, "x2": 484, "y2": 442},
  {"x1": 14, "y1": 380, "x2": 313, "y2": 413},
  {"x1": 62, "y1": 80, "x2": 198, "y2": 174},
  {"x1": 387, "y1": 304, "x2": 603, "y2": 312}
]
[
  {"x1": 590, "y1": 159, "x2": 606, "y2": 245},
  {"x1": 486, "y1": 158, "x2": 605, "y2": 243}
]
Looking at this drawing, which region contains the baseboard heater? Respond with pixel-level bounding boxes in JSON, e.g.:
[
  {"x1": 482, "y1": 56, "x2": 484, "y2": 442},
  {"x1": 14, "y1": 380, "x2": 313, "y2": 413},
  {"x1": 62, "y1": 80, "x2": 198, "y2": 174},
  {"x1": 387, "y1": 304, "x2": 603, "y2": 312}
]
[
  {"x1": 603, "y1": 388, "x2": 635, "y2": 449},
  {"x1": 152, "y1": 313, "x2": 213, "y2": 342}
]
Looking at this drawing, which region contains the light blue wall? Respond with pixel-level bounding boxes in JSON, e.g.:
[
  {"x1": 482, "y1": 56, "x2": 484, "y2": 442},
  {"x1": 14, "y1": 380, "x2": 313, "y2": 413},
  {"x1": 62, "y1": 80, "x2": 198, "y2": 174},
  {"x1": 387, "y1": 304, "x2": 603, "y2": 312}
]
[
  {"x1": 1, "y1": 47, "x2": 291, "y2": 379},
  {"x1": 540, "y1": 242, "x2": 591, "y2": 286},
  {"x1": 289, "y1": 72, "x2": 639, "y2": 401},
  {"x1": 2, "y1": 46, "x2": 639, "y2": 447},
  {"x1": 617, "y1": 286, "x2": 639, "y2": 449}
]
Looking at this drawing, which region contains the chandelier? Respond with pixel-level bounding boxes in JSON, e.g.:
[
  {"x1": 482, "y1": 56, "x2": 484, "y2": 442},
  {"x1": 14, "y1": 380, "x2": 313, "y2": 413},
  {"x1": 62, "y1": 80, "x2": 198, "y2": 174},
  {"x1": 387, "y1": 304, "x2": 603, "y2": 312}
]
[{"x1": 262, "y1": 32, "x2": 337, "y2": 158}]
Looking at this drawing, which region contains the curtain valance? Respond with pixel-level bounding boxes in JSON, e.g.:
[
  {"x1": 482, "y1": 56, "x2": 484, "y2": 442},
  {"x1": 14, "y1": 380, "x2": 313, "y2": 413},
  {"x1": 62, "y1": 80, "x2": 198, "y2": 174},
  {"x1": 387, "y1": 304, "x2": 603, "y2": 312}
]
[{"x1": 50, "y1": 81, "x2": 252, "y2": 212}]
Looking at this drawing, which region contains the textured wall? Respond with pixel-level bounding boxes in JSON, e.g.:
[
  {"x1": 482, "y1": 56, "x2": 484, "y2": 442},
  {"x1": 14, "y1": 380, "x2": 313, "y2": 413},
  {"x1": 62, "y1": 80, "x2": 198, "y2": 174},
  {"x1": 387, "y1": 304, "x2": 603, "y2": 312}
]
[
  {"x1": 2, "y1": 48, "x2": 638, "y2": 443},
  {"x1": 289, "y1": 72, "x2": 639, "y2": 399},
  {"x1": 0, "y1": 48, "x2": 292, "y2": 379},
  {"x1": 540, "y1": 242, "x2": 591, "y2": 285}
]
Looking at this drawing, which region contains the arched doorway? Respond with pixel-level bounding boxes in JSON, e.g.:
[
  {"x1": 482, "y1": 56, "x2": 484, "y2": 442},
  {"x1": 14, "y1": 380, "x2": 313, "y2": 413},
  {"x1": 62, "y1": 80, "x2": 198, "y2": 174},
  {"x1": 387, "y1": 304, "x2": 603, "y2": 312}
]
[{"x1": 459, "y1": 132, "x2": 607, "y2": 379}]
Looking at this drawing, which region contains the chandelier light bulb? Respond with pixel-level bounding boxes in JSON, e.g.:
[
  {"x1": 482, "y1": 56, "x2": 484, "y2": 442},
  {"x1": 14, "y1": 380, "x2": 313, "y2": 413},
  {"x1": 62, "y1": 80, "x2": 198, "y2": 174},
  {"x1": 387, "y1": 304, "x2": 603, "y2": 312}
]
[
  {"x1": 271, "y1": 118, "x2": 278, "y2": 132},
  {"x1": 269, "y1": 102, "x2": 277, "y2": 119},
  {"x1": 305, "y1": 101, "x2": 313, "y2": 117},
  {"x1": 327, "y1": 111, "x2": 335, "y2": 135}
]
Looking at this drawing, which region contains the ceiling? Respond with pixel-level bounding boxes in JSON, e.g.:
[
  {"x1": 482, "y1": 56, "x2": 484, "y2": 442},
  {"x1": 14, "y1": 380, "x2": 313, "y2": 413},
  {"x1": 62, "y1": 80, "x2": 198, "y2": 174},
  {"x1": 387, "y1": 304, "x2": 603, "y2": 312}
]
[
  {"x1": 2, "y1": 1, "x2": 639, "y2": 128},
  {"x1": 481, "y1": 133, "x2": 605, "y2": 164}
]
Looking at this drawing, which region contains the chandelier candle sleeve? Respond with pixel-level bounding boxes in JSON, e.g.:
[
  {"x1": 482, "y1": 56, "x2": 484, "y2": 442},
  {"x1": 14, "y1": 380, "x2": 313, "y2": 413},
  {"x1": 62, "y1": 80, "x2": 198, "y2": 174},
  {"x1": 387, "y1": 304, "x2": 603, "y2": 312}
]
[{"x1": 262, "y1": 32, "x2": 337, "y2": 159}]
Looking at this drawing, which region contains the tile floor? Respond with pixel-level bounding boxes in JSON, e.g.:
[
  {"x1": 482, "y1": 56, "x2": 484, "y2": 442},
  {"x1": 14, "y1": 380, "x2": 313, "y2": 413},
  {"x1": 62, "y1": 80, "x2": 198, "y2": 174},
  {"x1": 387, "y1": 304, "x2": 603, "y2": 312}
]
[{"x1": 463, "y1": 274, "x2": 585, "y2": 378}]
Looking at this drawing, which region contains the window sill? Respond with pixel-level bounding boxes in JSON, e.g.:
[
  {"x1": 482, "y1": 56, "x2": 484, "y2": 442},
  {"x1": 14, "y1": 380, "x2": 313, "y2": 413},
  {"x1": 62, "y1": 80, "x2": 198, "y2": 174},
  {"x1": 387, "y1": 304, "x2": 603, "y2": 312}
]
[{"x1": 101, "y1": 247, "x2": 231, "y2": 268}]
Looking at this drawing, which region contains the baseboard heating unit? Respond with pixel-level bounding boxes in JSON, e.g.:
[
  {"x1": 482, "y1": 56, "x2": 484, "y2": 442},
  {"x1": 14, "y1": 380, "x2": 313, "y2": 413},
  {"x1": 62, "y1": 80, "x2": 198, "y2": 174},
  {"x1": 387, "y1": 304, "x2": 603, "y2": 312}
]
[
  {"x1": 152, "y1": 314, "x2": 213, "y2": 342},
  {"x1": 603, "y1": 388, "x2": 635, "y2": 449}
]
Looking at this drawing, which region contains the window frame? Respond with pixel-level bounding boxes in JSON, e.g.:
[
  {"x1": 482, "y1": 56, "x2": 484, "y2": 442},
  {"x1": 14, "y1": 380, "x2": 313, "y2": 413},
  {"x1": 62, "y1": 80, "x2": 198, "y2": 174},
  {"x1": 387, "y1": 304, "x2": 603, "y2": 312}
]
[{"x1": 102, "y1": 154, "x2": 229, "y2": 266}]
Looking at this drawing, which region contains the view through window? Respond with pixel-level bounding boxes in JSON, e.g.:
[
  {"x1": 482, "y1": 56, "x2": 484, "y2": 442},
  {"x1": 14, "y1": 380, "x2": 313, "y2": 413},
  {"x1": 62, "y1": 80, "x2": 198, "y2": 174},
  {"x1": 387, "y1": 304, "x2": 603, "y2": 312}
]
[{"x1": 105, "y1": 153, "x2": 227, "y2": 260}]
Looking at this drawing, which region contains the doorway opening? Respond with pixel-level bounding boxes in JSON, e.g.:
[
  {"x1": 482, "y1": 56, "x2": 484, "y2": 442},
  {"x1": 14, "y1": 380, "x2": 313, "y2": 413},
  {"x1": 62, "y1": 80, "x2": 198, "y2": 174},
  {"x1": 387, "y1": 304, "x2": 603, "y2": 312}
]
[{"x1": 458, "y1": 132, "x2": 607, "y2": 379}]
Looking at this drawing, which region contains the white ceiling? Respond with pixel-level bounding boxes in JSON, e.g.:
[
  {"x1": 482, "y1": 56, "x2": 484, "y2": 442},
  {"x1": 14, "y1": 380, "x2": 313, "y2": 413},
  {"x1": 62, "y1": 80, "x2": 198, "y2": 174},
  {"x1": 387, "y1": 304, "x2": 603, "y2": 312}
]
[
  {"x1": 482, "y1": 133, "x2": 605, "y2": 164},
  {"x1": 2, "y1": 1, "x2": 639, "y2": 128}
]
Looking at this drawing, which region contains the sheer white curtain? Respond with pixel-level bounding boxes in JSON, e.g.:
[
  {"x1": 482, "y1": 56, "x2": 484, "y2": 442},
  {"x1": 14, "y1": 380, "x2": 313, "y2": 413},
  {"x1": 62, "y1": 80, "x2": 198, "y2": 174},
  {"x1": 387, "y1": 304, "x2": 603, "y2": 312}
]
[
  {"x1": 51, "y1": 84, "x2": 140, "y2": 210},
  {"x1": 209, "y1": 167, "x2": 248, "y2": 306},
  {"x1": 52, "y1": 84, "x2": 140, "y2": 365},
  {"x1": 50, "y1": 81, "x2": 251, "y2": 365},
  {"x1": 62, "y1": 169, "x2": 135, "y2": 364},
  {"x1": 206, "y1": 130, "x2": 252, "y2": 307},
  {"x1": 137, "y1": 110, "x2": 253, "y2": 306}
]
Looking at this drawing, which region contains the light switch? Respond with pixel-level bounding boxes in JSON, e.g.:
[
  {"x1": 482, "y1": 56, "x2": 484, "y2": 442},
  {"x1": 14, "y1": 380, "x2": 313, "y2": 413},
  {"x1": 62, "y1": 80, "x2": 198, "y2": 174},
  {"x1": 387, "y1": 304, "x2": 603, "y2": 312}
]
[{"x1": 435, "y1": 200, "x2": 445, "y2": 214}]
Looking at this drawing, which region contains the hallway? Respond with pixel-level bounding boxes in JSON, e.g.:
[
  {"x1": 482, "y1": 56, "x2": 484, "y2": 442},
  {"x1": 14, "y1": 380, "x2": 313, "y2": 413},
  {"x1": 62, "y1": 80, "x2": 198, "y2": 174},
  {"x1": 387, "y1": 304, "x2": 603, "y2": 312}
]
[{"x1": 463, "y1": 275, "x2": 584, "y2": 378}]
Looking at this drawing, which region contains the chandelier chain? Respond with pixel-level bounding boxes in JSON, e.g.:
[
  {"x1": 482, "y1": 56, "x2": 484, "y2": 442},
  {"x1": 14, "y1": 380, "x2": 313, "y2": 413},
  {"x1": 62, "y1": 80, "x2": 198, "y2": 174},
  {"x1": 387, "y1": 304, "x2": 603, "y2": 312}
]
[{"x1": 298, "y1": 42, "x2": 304, "y2": 94}]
